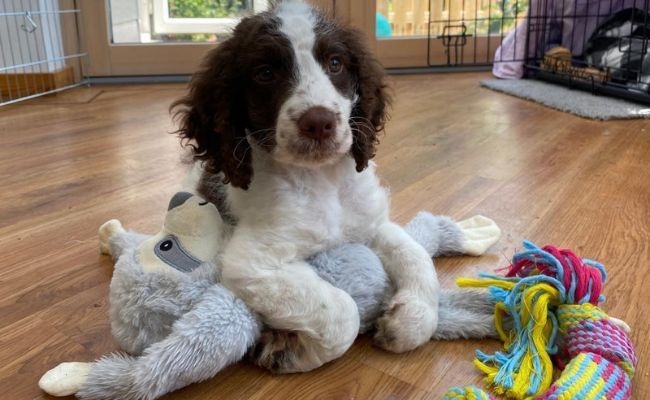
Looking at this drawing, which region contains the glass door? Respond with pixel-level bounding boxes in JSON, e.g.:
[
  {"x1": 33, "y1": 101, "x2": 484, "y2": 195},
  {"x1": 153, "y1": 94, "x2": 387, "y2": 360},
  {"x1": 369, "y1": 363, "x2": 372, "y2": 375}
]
[
  {"x1": 371, "y1": 0, "x2": 431, "y2": 67},
  {"x1": 80, "y1": 0, "x2": 334, "y2": 76},
  {"x1": 355, "y1": 0, "x2": 528, "y2": 68},
  {"x1": 79, "y1": 0, "x2": 526, "y2": 75}
]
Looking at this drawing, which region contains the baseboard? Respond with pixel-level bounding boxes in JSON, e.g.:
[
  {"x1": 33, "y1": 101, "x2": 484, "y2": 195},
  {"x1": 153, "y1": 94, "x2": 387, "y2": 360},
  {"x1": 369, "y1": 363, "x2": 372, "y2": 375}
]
[{"x1": 0, "y1": 66, "x2": 75, "y2": 97}]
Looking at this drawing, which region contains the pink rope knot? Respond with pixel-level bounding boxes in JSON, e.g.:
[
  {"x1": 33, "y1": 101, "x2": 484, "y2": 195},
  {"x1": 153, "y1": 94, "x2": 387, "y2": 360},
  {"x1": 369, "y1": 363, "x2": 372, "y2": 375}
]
[{"x1": 505, "y1": 241, "x2": 606, "y2": 305}]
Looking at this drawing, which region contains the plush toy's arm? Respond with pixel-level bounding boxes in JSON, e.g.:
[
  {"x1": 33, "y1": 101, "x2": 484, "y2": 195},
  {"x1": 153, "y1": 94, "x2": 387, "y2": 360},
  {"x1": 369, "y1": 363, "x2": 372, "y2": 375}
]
[{"x1": 41, "y1": 285, "x2": 260, "y2": 400}]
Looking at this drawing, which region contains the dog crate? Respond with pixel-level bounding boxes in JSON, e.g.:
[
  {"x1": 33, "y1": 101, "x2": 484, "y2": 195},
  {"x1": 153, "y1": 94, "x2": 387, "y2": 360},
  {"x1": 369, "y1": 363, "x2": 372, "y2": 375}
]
[
  {"x1": 522, "y1": 0, "x2": 650, "y2": 104},
  {"x1": 380, "y1": 0, "x2": 649, "y2": 104},
  {"x1": 0, "y1": 0, "x2": 87, "y2": 106}
]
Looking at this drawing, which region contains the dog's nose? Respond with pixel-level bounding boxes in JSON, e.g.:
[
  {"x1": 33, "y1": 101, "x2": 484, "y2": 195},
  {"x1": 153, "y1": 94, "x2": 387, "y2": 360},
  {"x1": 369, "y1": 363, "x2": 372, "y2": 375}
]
[{"x1": 297, "y1": 107, "x2": 337, "y2": 141}]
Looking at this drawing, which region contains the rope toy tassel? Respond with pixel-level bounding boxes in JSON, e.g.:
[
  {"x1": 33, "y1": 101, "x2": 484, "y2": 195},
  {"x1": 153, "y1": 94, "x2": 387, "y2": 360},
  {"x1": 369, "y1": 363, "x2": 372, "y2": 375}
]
[
  {"x1": 454, "y1": 241, "x2": 638, "y2": 400},
  {"x1": 442, "y1": 386, "x2": 495, "y2": 400},
  {"x1": 460, "y1": 279, "x2": 559, "y2": 399},
  {"x1": 505, "y1": 241, "x2": 607, "y2": 305}
]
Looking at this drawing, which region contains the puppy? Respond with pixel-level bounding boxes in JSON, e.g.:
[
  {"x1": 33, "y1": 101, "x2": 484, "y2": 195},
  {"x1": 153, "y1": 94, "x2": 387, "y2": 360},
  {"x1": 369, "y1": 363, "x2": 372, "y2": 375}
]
[{"x1": 173, "y1": 0, "x2": 498, "y2": 373}]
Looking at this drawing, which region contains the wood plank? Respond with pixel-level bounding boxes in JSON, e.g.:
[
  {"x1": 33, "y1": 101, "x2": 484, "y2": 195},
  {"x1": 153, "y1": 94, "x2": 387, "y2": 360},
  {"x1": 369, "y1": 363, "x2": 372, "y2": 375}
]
[
  {"x1": 0, "y1": 66, "x2": 75, "y2": 98},
  {"x1": 1, "y1": 72, "x2": 648, "y2": 399}
]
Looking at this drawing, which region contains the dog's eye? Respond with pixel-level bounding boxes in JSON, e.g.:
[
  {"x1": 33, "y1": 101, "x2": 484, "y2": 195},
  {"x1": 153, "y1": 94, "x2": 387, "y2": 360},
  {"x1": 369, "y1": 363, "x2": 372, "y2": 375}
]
[
  {"x1": 327, "y1": 56, "x2": 343, "y2": 75},
  {"x1": 254, "y1": 65, "x2": 275, "y2": 84}
]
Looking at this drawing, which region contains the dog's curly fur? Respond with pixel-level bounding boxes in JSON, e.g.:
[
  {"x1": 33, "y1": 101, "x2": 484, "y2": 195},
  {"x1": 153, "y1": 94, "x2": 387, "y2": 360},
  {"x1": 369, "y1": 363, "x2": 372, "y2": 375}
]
[
  {"x1": 170, "y1": 1, "x2": 440, "y2": 373},
  {"x1": 171, "y1": 5, "x2": 389, "y2": 189}
]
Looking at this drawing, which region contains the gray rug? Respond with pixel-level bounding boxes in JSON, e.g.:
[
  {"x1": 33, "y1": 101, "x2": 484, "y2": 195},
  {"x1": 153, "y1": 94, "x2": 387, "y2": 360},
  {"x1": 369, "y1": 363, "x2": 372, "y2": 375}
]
[{"x1": 480, "y1": 79, "x2": 650, "y2": 120}]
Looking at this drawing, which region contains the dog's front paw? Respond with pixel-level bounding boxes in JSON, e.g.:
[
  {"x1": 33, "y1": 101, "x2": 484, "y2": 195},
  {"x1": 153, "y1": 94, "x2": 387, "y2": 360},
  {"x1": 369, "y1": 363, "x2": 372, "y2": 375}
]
[
  {"x1": 39, "y1": 362, "x2": 91, "y2": 397},
  {"x1": 374, "y1": 293, "x2": 436, "y2": 353},
  {"x1": 98, "y1": 219, "x2": 125, "y2": 255},
  {"x1": 457, "y1": 215, "x2": 501, "y2": 256},
  {"x1": 249, "y1": 330, "x2": 312, "y2": 374}
]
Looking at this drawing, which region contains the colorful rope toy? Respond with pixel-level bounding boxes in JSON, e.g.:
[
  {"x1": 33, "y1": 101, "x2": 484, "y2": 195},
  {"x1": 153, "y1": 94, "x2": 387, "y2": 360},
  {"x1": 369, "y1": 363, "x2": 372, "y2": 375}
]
[{"x1": 443, "y1": 241, "x2": 637, "y2": 400}]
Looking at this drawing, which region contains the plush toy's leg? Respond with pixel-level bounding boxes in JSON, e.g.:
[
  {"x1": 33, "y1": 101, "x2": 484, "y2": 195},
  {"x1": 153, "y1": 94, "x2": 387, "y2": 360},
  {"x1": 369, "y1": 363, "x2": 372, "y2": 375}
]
[
  {"x1": 404, "y1": 212, "x2": 466, "y2": 257},
  {"x1": 434, "y1": 289, "x2": 497, "y2": 340},
  {"x1": 402, "y1": 212, "x2": 498, "y2": 339},
  {"x1": 405, "y1": 212, "x2": 501, "y2": 257},
  {"x1": 457, "y1": 216, "x2": 501, "y2": 256},
  {"x1": 40, "y1": 285, "x2": 261, "y2": 400}
]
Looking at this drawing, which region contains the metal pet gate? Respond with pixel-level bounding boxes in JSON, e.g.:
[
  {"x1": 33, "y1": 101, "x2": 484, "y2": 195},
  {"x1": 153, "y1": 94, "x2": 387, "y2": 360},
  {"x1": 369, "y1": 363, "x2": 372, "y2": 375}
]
[
  {"x1": 1, "y1": 1, "x2": 648, "y2": 105},
  {"x1": 0, "y1": 0, "x2": 87, "y2": 106}
]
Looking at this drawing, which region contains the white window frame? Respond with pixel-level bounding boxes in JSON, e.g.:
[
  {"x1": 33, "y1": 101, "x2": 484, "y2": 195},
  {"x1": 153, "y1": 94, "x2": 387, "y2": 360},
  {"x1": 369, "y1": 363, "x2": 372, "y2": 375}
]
[{"x1": 151, "y1": 0, "x2": 268, "y2": 34}]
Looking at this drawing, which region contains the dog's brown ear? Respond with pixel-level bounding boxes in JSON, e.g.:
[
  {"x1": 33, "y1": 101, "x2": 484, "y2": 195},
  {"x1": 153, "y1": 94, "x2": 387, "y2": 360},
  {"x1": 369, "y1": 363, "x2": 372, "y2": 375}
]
[
  {"x1": 171, "y1": 38, "x2": 253, "y2": 189},
  {"x1": 345, "y1": 29, "x2": 391, "y2": 172}
]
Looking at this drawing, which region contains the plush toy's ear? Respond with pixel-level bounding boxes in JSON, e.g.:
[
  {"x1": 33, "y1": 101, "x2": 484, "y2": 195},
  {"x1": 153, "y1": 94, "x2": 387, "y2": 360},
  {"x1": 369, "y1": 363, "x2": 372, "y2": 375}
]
[
  {"x1": 171, "y1": 37, "x2": 253, "y2": 189},
  {"x1": 167, "y1": 191, "x2": 194, "y2": 210}
]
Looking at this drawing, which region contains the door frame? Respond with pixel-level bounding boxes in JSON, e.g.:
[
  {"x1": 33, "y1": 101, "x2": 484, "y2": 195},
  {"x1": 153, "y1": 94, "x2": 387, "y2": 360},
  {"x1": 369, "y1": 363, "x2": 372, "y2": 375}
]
[
  {"x1": 79, "y1": 0, "x2": 497, "y2": 75},
  {"x1": 80, "y1": 0, "x2": 337, "y2": 76}
]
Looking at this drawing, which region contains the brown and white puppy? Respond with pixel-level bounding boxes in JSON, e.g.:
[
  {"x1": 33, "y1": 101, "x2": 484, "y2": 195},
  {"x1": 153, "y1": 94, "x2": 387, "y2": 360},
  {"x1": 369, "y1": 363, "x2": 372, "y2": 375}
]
[{"x1": 173, "y1": 0, "x2": 440, "y2": 373}]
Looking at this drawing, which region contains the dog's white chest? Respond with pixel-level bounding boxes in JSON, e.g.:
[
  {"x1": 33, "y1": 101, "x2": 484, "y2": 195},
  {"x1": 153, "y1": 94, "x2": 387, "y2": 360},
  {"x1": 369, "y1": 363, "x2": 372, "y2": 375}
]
[
  {"x1": 227, "y1": 155, "x2": 389, "y2": 258},
  {"x1": 227, "y1": 167, "x2": 345, "y2": 252},
  {"x1": 302, "y1": 182, "x2": 343, "y2": 244},
  {"x1": 277, "y1": 171, "x2": 345, "y2": 251}
]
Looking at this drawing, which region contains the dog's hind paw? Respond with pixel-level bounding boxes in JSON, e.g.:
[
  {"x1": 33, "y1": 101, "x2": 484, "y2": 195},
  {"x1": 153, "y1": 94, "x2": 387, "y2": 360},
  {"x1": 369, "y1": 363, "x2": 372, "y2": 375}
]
[
  {"x1": 39, "y1": 362, "x2": 91, "y2": 397},
  {"x1": 458, "y1": 215, "x2": 501, "y2": 256},
  {"x1": 249, "y1": 329, "x2": 309, "y2": 374}
]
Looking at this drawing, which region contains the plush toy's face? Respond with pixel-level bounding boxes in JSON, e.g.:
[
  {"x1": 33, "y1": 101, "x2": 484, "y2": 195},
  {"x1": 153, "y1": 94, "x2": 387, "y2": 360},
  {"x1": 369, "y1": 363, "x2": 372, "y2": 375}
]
[
  {"x1": 151, "y1": 235, "x2": 204, "y2": 273},
  {"x1": 138, "y1": 192, "x2": 223, "y2": 274}
]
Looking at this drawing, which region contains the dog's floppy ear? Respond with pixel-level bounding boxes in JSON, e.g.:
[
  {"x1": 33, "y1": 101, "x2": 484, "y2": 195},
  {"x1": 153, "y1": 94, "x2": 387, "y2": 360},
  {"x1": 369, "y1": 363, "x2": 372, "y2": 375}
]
[
  {"x1": 345, "y1": 29, "x2": 391, "y2": 173},
  {"x1": 172, "y1": 38, "x2": 253, "y2": 190}
]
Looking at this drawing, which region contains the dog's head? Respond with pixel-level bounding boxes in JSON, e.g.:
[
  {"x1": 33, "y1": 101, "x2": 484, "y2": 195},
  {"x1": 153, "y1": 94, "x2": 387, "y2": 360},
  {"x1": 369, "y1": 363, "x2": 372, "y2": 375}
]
[{"x1": 172, "y1": 1, "x2": 390, "y2": 189}]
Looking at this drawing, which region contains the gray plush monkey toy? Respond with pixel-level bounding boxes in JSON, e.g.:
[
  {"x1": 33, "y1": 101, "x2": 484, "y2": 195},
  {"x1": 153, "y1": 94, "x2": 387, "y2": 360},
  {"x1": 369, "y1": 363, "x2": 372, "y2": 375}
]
[{"x1": 39, "y1": 192, "x2": 501, "y2": 400}]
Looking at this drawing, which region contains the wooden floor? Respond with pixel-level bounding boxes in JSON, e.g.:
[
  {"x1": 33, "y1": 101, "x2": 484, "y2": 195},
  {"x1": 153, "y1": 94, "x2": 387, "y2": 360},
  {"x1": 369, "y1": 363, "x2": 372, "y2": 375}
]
[{"x1": 1, "y1": 73, "x2": 648, "y2": 399}]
